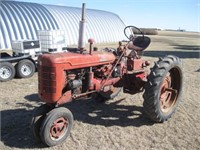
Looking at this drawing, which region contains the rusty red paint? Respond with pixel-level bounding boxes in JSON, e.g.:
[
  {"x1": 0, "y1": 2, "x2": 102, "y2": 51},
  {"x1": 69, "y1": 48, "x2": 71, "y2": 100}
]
[
  {"x1": 127, "y1": 58, "x2": 144, "y2": 71},
  {"x1": 38, "y1": 51, "x2": 115, "y2": 69},
  {"x1": 56, "y1": 91, "x2": 72, "y2": 106},
  {"x1": 159, "y1": 75, "x2": 178, "y2": 113},
  {"x1": 38, "y1": 51, "x2": 116, "y2": 104},
  {"x1": 50, "y1": 117, "x2": 68, "y2": 140}
]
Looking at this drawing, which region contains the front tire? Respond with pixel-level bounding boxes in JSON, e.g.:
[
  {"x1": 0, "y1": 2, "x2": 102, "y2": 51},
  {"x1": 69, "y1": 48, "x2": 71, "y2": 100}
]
[
  {"x1": 40, "y1": 107, "x2": 73, "y2": 147},
  {"x1": 31, "y1": 104, "x2": 51, "y2": 142},
  {"x1": 143, "y1": 55, "x2": 183, "y2": 122},
  {"x1": 0, "y1": 62, "x2": 15, "y2": 82}
]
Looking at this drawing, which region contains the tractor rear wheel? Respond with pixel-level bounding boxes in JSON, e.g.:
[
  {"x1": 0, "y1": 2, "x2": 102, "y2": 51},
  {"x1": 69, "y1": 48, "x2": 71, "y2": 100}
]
[
  {"x1": 40, "y1": 107, "x2": 73, "y2": 147},
  {"x1": 143, "y1": 55, "x2": 183, "y2": 122},
  {"x1": 31, "y1": 104, "x2": 51, "y2": 141}
]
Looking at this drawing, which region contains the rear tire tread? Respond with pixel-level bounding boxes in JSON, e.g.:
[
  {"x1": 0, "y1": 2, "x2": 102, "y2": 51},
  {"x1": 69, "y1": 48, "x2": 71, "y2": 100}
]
[{"x1": 143, "y1": 55, "x2": 182, "y2": 122}]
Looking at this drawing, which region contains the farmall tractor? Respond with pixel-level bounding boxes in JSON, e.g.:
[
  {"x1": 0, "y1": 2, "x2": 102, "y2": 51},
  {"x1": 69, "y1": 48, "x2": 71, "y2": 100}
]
[{"x1": 31, "y1": 4, "x2": 183, "y2": 147}]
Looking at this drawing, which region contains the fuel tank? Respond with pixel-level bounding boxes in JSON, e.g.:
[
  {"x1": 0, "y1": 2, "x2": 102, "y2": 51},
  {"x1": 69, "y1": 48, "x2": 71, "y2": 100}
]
[{"x1": 38, "y1": 51, "x2": 116, "y2": 69}]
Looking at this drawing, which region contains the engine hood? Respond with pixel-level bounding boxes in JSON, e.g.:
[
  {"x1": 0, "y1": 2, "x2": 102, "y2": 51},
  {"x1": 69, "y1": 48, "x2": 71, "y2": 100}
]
[{"x1": 39, "y1": 51, "x2": 116, "y2": 69}]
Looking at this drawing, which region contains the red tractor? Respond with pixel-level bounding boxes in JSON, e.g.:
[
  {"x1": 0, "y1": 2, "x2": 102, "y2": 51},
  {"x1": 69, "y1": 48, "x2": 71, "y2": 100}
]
[{"x1": 31, "y1": 4, "x2": 182, "y2": 147}]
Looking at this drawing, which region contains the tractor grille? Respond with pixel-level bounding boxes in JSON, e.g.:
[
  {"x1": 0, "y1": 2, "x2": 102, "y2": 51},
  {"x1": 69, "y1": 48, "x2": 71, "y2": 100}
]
[{"x1": 39, "y1": 66, "x2": 56, "y2": 93}]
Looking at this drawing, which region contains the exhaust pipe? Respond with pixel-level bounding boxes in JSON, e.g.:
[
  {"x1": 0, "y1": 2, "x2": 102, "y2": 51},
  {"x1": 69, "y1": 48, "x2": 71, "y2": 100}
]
[{"x1": 78, "y1": 3, "x2": 86, "y2": 49}]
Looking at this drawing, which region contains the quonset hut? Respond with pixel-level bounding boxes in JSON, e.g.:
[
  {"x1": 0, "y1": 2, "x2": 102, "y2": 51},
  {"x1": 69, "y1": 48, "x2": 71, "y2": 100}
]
[{"x1": 0, "y1": 1, "x2": 127, "y2": 50}]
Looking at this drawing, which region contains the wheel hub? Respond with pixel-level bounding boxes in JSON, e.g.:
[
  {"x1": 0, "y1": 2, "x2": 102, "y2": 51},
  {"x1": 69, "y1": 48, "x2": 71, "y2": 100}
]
[
  {"x1": 0, "y1": 67, "x2": 11, "y2": 79},
  {"x1": 21, "y1": 64, "x2": 32, "y2": 75},
  {"x1": 160, "y1": 74, "x2": 177, "y2": 113},
  {"x1": 50, "y1": 117, "x2": 68, "y2": 140}
]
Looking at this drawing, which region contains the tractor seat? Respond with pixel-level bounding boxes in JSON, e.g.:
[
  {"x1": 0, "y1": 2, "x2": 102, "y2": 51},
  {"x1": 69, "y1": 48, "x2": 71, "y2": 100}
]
[{"x1": 128, "y1": 36, "x2": 151, "y2": 51}]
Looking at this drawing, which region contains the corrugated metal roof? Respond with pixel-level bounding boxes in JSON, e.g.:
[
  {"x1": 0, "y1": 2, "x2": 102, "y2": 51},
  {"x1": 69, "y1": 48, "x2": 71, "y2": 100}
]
[{"x1": 0, "y1": 1, "x2": 126, "y2": 50}]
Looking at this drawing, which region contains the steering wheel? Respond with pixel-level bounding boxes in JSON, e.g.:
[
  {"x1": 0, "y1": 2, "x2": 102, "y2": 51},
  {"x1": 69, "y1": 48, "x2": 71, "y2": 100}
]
[{"x1": 124, "y1": 26, "x2": 144, "y2": 41}]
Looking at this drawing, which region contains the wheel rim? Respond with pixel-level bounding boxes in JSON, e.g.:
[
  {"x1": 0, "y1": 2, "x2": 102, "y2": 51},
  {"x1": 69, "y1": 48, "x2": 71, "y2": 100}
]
[
  {"x1": 0, "y1": 66, "x2": 12, "y2": 79},
  {"x1": 160, "y1": 72, "x2": 178, "y2": 113},
  {"x1": 21, "y1": 64, "x2": 32, "y2": 76},
  {"x1": 50, "y1": 117, "x2": 68, "y2": 141}
]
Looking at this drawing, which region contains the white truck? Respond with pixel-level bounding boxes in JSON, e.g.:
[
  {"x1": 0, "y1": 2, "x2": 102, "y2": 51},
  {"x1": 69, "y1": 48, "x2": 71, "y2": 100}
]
[{"x1": 0, "y1": 30, "x2": 67, "y2": 82}]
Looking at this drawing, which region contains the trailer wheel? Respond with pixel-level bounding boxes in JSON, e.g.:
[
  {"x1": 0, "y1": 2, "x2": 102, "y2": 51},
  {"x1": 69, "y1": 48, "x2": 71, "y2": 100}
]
[
  {"x1": 143, "y1": 55, "x2": 183, "y2": 122},
  {"x1": 0, "y1": 62, "x2": 15, "y2": 82},
  {"x1": 15, "y1": 59, "x2": 35, "y2": 78},
  {"x1": 40, "y1": 107, "x2": 73, "y2": 147},
  {"x1": 31, "y1": 104, "x2": 51, "y2": 141}
]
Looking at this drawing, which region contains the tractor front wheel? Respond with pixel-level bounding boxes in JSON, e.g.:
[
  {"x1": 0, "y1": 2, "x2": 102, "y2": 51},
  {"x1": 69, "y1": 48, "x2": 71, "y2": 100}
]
[
  {"x1": 143, "y1": 55, "x2": 183, "y2": 122},
  {"x1": 31, "y1": 104, "x2": 51, "y2": 141},
  {"x1": 40, "y1": 107, "x2": 73, "y2": 147}
]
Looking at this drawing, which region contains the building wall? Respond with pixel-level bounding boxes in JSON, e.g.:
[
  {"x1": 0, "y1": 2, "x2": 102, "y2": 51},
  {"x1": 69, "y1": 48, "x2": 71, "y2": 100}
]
[{"x1": 0, "y1": 1, "x2": 126, "y2": 50}]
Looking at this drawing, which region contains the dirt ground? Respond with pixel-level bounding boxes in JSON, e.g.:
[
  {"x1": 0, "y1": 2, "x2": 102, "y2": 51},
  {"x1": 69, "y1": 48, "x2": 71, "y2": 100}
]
[{"x1": 1, "y1": 31, "x2": 200, "y2": 150}]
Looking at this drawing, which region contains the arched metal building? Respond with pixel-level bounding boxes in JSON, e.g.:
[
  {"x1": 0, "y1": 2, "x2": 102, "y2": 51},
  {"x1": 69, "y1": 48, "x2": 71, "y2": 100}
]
[{"x1": 0, "y1": 1, "x2": 127, "y2": 50}]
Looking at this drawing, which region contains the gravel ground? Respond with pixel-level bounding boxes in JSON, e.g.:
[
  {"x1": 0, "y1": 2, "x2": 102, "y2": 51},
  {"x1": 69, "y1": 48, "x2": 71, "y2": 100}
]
[{"x1": 0, "y1": 31, "x2": 200, "y2": 150}]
